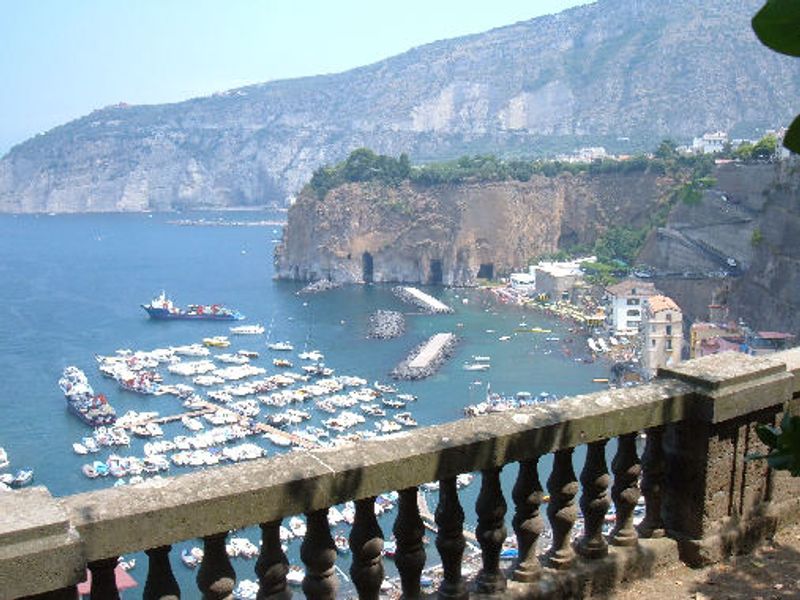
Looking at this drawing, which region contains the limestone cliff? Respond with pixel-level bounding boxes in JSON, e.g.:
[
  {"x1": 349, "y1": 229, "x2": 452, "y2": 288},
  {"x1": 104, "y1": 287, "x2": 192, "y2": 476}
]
[{"x1": 274, "y1": 172, "x2": 669, "y2": 286}]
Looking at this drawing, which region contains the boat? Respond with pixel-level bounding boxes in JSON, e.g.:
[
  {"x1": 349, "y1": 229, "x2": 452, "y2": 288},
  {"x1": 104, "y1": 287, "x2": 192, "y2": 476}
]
[
  {"x1": 472, "y1": 355, "x2": 491, "y2": 362},
  {"x1": 10, "y1": 469, "x2": 33, "y2": 488},
  {"x1": 463, "y1": 362, "x2": 491, "y2": 371},
  {"x1": 142, "y1": 292, "x2": 244, "y2": 321},
  {"x1": 202, "y1": 336, "x2": 231, "y2": 348},
  {"x1": 286, "y1": 566, "x2": 305, "y2": 587},
  {"x1": 58, "y1": 366, "x2": 117, "y2": 427},
  {"x1": 273, "y1": 358, "x2": 293, "y2": 368},
  {"x1": 181, "y1": 547, "x2": 203, "y2": 569},
  {"x1": 230, "y1": 324, "x2": 264, "y2": 335},
  {"x1": 267, "y1": 341, "x2": 294, "y2": 351},
  {"x1": 0, "y1": 447, "x2": 8, "y2": 469}
]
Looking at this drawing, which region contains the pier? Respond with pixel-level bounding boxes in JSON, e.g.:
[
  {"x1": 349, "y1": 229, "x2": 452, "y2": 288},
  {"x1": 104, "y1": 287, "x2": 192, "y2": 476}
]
[
  {"x1": 392, "y1": 332, "x2": 457, "y2": 380},
  {"x1": 393, "y1": 286, "x2": 453, "y2": 314}
]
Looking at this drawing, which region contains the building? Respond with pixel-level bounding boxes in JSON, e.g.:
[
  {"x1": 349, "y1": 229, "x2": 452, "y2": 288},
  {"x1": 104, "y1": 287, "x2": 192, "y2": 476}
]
[
  {"x1": 692, "y1": 131, "x2": 728, "y2": 154},
  {"x1": 689, "y1": 321, "x2": 739, "y2": 358},
  {"x1": 605, "y1": 279, "x2": 657, "y2": 335},
  {"x1": 533, "y1": 260, "x2": 586, "y2": 301},
  {"x1": 642, "y1": 295, "x2": 683, "y2": 377},
  {"x1": 509, "y1": 272, "x2": 536, "y2": 295}
]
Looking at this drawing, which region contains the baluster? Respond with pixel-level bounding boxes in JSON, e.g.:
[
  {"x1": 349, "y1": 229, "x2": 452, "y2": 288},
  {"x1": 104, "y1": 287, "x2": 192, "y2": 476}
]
[
  {"x1": 88, "y1": 557, "x2": 120, "y2": 600},
  {"x1": 475, "y1": 466, "x2": 507, "y2": 593},
  {"x1": 144, "y1": 545, "x2": 180, "y2": 600},
  {"x1": 349, "y1": 497, "x2": 384, "y2": 600},
  {"x1": 638, "y1": 427, "x2": 666, "y2": 538},
  {"x1": 577, "y1": 440, "x2": 611, "y2": 559},
  {"x1": 256, "y1": 520, "x2": 291, "y2": 600},
  {"x1": 435, "y1": 477, "x2": 467, "y2": 599},
  {"x1": 610, "y1": 432, "x2": 641, "y2": 546},
  {"x1": 393, "y1": 487, "x2": 426, "y2": 599},
  {"x1": 197, "y1": 532, "x2": 235, "y2": 600},
  {"x1": 301, "y1": 509, "x2": 338, "y2": 600},
  {"x1": 545, "y1": 448, "x2": 578, "y2": 569},
  {"x1": 512, "y1": 458, "x2": 544, "y2": 582}
]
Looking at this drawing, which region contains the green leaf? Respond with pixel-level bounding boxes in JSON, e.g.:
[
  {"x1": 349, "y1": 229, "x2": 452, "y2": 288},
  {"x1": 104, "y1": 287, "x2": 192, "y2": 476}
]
[
  {"x1": 784, "y1": 114, "x2": 800, "y2": 154},
  {"x1": 753, "y1": 0, "x2": 800, "y2": 57},
  {"x1": 756, "y1": 424, "x2": 779, "y2": 448}
]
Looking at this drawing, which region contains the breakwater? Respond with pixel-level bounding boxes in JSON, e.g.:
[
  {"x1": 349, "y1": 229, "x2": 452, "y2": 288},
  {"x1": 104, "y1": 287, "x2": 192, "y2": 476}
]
[
  {"x1": 391, "y1": 333, "x2": 457, "y2": 380},
  {"x1": 367, "y1": 310, "x2": 406, "y2": 339},
  {"x1": 392, "y1": 286, "x2": 453, "y2": 314},
  {"x1": 297, "y1": 280, "x2": 342, "y2": 295}
]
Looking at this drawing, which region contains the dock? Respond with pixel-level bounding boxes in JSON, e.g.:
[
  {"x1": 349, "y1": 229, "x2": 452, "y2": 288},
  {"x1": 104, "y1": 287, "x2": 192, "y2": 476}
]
[
  {"x1": 417, "y1": 489, "x2": 477, "y2": 542},
  {"x1": 250, "y1": 421, "x2": 318, "y2": 450},
  {"x1": 392, "y1": 332, "x2": 457, "y2": 380},
  {"x1": 394, "y1": 286, "x2": 453, "y2": 314}
]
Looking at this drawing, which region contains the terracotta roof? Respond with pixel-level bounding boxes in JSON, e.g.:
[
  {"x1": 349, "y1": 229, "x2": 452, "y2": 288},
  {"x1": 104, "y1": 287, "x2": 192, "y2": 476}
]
[
  {"x1": 647, "y1": 295, "x2": 681, "y2": 314},
  {"x1": 606, "y1": 279, "x2": 657, "y2": 297}
]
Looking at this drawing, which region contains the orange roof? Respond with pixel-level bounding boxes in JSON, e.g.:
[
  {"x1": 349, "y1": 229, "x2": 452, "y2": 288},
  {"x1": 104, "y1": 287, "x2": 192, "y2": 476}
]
[{"x1": 647, "y1": 295, "x2": 680, "y2": 314}]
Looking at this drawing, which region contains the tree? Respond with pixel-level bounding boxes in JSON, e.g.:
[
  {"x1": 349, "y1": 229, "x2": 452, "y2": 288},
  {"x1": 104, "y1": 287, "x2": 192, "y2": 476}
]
[{"x1": 753, "y1": 1, "x2": 800, "y2": 153}]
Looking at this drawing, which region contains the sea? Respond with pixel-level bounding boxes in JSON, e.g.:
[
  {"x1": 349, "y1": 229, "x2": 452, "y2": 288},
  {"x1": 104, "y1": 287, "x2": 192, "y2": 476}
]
[{"x1": 0, "y1": 210, "x2": 611, "y2": 597}]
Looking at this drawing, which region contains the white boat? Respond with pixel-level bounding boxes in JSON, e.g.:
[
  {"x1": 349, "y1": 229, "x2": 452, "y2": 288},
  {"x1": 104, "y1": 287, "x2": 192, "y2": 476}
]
[
  {"x1": 596, "y1": 338, "x2": 609, "y2": 352},
  {"x1": 463, "y1": 363, "x2": 490, "y2": 371},
  {"x1": 230, "y1": 324, "x2": 265, "y2": 335},
  {"x1": 267, "y1": 341, "x2": 294, "y2": 351},
  {"x1": 587, "y1": 338, "x2": 599, "y2": 352},
  {"x1": 0, "y1": 447, "x2": 8, "y2": 469},
  {"x1": 472, "y1": 355, "x2": 491, "y2": 362}
]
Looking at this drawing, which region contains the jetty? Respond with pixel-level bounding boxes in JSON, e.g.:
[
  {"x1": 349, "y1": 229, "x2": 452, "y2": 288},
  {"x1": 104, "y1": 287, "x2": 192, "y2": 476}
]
[
  {"x1": 393, "y1": 286, "x2": 453, "y2": 314},
  {"x1": 392, "y1": 332, "x2": 457, "y2": 380}
]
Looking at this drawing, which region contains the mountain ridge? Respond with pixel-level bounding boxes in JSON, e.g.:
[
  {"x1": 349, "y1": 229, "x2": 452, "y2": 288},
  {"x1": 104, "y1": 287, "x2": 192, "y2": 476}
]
[{"x1": 2, "y1": 0, "x2": 798, "y2": 212}]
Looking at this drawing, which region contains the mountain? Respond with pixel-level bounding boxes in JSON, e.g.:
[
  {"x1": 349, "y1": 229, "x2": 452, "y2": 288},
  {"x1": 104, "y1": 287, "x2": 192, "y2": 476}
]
[{"x1": 2, "y1": 0, "x2": 799, "y2": 212}]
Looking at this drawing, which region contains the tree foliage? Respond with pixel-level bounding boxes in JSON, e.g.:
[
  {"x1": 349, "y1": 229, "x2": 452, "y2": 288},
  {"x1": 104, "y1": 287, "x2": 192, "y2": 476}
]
[{"x1": 753, "y1": 1, "x2": 800, "y2": 153}]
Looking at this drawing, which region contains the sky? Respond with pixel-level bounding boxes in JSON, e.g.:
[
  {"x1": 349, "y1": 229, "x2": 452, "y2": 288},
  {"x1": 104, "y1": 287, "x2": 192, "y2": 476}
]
[{"x1": 0, "y1": 0, "x2": 592, "y2": 155}]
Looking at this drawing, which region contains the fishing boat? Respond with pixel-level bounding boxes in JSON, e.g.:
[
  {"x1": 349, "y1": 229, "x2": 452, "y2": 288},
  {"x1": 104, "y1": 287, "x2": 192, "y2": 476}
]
[
  {"x1": 142, "y1": 292, "x2": 244, "y2": 321},
  {"x1": 58, "y1": 366, "x2": 117, "y2": 427}
]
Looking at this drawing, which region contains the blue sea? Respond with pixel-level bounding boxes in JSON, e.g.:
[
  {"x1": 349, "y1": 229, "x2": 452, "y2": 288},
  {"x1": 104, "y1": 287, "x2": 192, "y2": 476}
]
[{"x1": 0, "y1": 211, "x2": 610, "y2": 596}]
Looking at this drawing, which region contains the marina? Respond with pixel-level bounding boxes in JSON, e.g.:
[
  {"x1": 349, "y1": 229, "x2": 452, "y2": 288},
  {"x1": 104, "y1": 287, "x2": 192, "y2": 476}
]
[{"x1": 0, "y1": 211, "x2": 612, "y2": 597}]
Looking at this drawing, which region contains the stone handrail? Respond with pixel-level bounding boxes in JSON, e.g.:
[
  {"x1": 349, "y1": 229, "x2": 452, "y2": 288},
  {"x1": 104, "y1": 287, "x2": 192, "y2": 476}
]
[{"x1": 3, "y1": 349, "x2": 800, "y2": 599}]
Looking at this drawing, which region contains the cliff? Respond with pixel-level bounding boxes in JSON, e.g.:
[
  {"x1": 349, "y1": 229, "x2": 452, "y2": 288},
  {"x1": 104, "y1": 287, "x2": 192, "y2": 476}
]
[
  {"x1": 2, "y1": 0, "x2": 799, "y2": 212},
  {"x1": 637, "y1": 161, "x2": 800, "y2": 334},
  {"x1": 274, "y1": 172, "x2": 670, "y2": 286}
]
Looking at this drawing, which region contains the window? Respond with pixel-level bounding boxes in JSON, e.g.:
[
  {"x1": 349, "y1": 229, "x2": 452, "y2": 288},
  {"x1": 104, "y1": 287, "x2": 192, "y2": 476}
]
[
  {"x1": 626, "y1": 320, "x2": 637, "y2": 328},
  {"x1": 627, "y1": 309, "x2": 640, "y2": 317},
  {"x1": 666, "y1": 325, "x2": 672, "y2": 335},
  {"x1": 651, "y1": 339, "x2": 656, "y2": 347},
  {"x1": 627, "y1": 298, "x2": 639, "y2": 305},
  {"x1": 666, "y1": 339, "x2": 673, "y2": 350},
  {"x1": 666, "y1": 313, "x2": 672, "y2": 321}
]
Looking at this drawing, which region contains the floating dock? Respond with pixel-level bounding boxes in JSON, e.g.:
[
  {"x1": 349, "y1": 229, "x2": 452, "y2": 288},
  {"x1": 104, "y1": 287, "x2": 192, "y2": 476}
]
[
  {"x1": 392, "y1": 333, "x2": 457, "y2": 380},
  {"x1": 393, "y1": 286, "x2": 453, "y2": 314}
]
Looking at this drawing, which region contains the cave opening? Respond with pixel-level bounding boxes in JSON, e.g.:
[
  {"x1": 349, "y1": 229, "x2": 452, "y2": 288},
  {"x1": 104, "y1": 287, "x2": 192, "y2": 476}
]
[
  {"x1": 429, "y1": 259, "x2": 443, "y2": 285},
  {"x1": 477, "y1": 263, "x2": 494, "y2": 279},
  {"x1": 362, "y1": 252, "x2": 374, "y2": 283}
]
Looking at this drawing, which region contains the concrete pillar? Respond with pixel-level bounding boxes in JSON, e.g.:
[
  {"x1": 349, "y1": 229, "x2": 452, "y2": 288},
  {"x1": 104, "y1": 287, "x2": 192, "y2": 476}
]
[{"x1": 659, "y1": 352, "x2": 798, "y2": 566}]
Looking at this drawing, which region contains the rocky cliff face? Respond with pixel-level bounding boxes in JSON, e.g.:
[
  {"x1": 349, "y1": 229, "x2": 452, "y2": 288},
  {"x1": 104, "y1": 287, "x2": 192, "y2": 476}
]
[
  {"x1": 1, "y1": 0, "x2": 798, "y2": 212},
  {"x1": 274, "y1": 172, "x2": 669, "y2": 286},
  {"x1": 637, "y1": 162, "x2": 800, "y2": 334}
]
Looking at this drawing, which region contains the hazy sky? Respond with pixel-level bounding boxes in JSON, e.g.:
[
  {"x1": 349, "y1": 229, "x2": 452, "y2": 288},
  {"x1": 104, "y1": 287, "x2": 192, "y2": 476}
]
[{"x1": 1, "y1": 0, "x2": 591, "y2": 155}]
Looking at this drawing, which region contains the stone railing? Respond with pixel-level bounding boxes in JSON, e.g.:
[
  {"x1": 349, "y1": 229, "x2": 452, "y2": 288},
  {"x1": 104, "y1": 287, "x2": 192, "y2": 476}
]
[{"x1": 3, "y1": 349, "x2": 800, "y2": 599}]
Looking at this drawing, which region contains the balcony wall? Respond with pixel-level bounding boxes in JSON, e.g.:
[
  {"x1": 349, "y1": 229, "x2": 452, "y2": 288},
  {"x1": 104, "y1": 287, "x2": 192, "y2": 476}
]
[{"x1": 2, "y1": 349, "x2": 800, "y2": 599}]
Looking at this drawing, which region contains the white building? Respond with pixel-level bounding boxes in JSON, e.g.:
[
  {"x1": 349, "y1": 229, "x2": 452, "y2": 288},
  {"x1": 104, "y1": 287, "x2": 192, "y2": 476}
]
[
  {"x1": 509, "y1": 272, "x2": 536, "y2": 295},
  {"x1": 642, "y1": 295, "x2": 683, "y2": 377},
  {"x1": 605, "y1": 279, "x2": 657, "y2": 335},
  {"x1": 692, "y1": 131, "x2": 728, "y2": 154},
  {"x1": 534, "y1": 258, "x2": 591, "y2": 300}
]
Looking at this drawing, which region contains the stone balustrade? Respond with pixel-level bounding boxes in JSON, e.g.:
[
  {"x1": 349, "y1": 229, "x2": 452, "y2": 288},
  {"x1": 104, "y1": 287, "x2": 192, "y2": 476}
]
[{"x1": 3, "y1": 349, "x2": 800, "y2": 599}]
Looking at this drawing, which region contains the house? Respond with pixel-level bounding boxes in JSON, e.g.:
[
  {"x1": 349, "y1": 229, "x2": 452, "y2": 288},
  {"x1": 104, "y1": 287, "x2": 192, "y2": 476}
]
[
  {"x1": 605, "y1": 279, "x2": 657, "y2": 335},
  {"x1": 533, "y1": 260, "x2": 585, "y2": 301},
  {"x1": 692, "y1": 131, "x2": 728, "y2": 154},
  {"x1": 642, "y1": 295, "x2": 683, "y2": 377}
]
